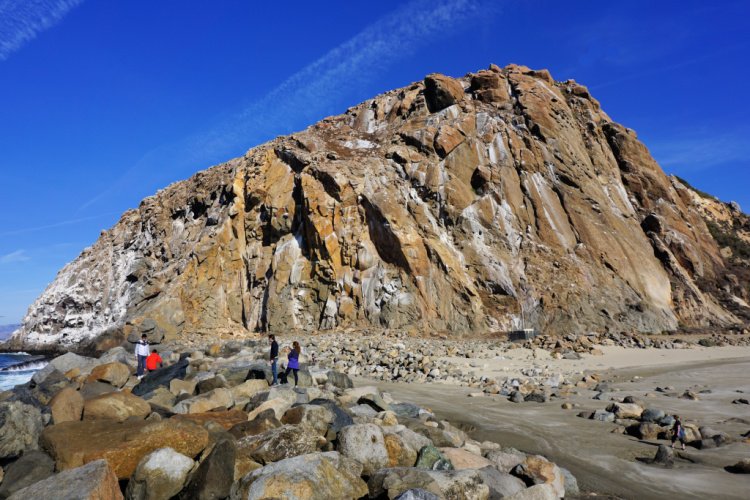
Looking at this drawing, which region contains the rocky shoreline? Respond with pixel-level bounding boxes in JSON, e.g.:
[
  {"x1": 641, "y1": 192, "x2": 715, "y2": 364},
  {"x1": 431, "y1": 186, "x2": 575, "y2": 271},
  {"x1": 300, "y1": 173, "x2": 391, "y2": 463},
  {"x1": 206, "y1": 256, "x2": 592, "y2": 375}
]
[{"x1": 0, "y1": 338, "x2": 580, "y2": 500}]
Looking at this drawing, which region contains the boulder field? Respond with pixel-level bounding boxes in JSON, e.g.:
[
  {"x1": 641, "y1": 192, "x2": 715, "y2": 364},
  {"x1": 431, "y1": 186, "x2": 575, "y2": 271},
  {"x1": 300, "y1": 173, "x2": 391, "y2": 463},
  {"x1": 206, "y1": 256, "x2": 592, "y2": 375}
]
[
  {"x1": 8, "y1": 64, "x2": 750, "y2": 352},
  {"x1": 0, "y1": 340, "x2": 581, "y2": 499}
]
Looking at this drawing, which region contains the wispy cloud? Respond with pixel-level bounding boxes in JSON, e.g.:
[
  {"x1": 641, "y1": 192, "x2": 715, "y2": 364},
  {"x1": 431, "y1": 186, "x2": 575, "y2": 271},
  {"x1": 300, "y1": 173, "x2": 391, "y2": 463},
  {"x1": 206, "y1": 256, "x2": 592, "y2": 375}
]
[
  {"x1": 79, "y1": 0, "x2": 497, "y2": 211},
  {"x1": 0, "y1": 249, "x2": 30, "y2": 264},
  {"x1": 0, "y1": 212, "x2": 119, "y2": 237},
  {"x1": 650, "y1": 129, "x2": 750, "y2": 173},
  {"x1": 0, "y1": 0, "x2": 84, "y2": 61}
]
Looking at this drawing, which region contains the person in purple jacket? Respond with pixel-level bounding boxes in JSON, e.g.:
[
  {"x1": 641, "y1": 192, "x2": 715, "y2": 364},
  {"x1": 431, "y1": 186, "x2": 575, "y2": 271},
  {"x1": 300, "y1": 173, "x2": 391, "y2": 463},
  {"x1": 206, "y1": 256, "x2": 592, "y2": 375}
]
[{"x1": 283, "y1": 341, "x2": 301, "y2": 386}]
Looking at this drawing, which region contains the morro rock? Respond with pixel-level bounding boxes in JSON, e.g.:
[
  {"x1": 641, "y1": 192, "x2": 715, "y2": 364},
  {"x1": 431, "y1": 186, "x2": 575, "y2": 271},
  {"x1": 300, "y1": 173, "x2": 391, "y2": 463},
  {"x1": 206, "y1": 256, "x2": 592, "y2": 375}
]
[{"x1": 10, "y1": 64, "x2": 750, "y2": 351}]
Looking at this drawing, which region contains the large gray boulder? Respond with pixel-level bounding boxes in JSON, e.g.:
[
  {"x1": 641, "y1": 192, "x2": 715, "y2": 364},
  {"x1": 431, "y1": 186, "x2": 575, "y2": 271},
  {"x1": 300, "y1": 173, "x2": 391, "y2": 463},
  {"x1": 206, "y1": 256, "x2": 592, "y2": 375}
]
[
  {"x1": 0, "y1": 401, "x2": 43, "y2": 459},
  {"x1": 237, "y1": 424, "x2": 321, "y2": 465},
  {"x1": 476, "y1": 466, "x2": 526, "y2": 499},
  {"x1": 7, "y1": 459, "x2": 122, "y2": 500},
  {"x1": 337, "y1": 423, "x2": 389, "y2": 475},
  {"x1": 0, "y1": 450, "x2": 55, "y2": 498},
  {"x1": 229, "y1": 451, "x2": 367, "y2": 500},
  {"x1": 368, "y1": 467, "x2": 489, "y2": 500},
  {"x1": 180, "y1": 438, "x2": 236, "y2": 500},
  {"x1": 125, "y1": 447, "x2": 194, "y2": 500}
]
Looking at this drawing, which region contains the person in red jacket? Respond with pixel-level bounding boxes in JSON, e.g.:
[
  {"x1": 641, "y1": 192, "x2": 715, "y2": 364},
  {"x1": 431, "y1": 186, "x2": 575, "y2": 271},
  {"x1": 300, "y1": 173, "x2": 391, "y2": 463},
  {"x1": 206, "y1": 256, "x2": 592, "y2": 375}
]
[{"x1": 146, "y1": 349, "x2": 163, "y2": 372}]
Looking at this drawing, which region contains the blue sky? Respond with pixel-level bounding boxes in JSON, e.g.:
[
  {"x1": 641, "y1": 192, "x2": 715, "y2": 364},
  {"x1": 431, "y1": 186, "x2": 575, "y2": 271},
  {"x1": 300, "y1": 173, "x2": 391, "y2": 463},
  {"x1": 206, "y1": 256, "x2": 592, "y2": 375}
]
[{"x1": 1, "y1": 0, "x2": 748, "y2": 323}]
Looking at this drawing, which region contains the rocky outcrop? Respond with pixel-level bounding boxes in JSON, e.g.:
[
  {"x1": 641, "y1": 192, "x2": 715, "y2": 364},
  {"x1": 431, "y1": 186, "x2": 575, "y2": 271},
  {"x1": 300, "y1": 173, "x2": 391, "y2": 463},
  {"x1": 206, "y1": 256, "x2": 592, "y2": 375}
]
[{"x1": 11, "y1": 64, "x2": 750, "y2": 350}]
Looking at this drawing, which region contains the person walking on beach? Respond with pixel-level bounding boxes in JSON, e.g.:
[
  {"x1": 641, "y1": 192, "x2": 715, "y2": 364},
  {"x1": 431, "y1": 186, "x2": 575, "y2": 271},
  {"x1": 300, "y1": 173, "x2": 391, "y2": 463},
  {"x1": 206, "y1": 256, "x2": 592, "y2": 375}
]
[
  {"x1": 671, "y1": 414, "x2": 686, "y2": 450},
  {"x1": 283, "y1": 341, "x2": 301, "y2": 386},
  {"x1": 135, "y1": 334, "x2": 149, "y2": 379},
  {"x1": 146, "y1": 349, "x2": 163, "y2": 372},
  {"x1": 269, "y1": 334, "x2": 279, "y2": 385}
]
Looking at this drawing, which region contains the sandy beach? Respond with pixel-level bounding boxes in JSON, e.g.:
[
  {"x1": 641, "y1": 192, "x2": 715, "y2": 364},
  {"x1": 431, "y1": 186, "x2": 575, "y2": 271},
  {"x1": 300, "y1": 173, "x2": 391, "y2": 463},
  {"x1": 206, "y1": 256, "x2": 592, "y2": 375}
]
[{"x1": 363, "y1": 346, "x2": 750, "y2": 499}]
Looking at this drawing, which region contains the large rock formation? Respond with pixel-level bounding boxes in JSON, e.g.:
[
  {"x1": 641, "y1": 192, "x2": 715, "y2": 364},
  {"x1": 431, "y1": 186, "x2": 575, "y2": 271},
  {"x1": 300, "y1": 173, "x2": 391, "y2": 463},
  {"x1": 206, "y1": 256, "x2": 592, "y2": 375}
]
[{"x1": 10, "y1": 64, "x2": 750, "y2": 351}]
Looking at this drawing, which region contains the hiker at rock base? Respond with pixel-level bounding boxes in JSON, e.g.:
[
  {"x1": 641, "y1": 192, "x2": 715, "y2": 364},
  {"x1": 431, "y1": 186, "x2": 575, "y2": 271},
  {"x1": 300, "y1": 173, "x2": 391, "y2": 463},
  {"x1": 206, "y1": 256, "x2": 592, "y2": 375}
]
[
  {"x1": 671, "y1": 415, "x2": 686, "y2": 450},
  {"x1": 146, "y1": 349, "x2": 163, "y2": 372},
  {"x1": 135, "y1": 334, "x2": 150, "y2": 379},
  {"x1": 269, "y1": 334, "x2": 279, "y2": 385},
  {"x1": 283, "y1": 341, "x2": 301, "y2": 386}
]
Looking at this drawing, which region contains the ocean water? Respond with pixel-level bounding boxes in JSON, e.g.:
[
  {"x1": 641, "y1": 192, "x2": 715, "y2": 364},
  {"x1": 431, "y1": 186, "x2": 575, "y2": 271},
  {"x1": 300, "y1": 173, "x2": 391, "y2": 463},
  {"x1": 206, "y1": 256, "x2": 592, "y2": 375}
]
[{"x1": 0, "y1": 353, "x2": 48, "y2": 391}]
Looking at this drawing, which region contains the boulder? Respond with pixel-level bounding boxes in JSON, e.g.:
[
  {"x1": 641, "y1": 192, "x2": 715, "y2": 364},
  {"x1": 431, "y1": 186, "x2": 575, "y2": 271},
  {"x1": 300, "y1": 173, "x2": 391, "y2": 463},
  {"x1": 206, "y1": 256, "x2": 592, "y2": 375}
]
[
  {"x1": 415, "y1": 445, "x2": 452, "y2": 471},
  {"x1": 79, "y1": 381, "x2": 117, "y2": 400},
  {"x1": 390, "y1": 428, "x2": 433, "y2": 456},
  {"x1": 389, "y1": 402, "x2": 423, "y2": 419},
  {"x1": 99, "y1": 346, "x2": 132, "y2": 366},
  {"x1": 394, "y1": 489, "x2": 440, "y2": 500},
  {"x1": 485, "y1": 449, "x2": 526, "y2": 472},
  {"x1": 358, "y1": 393, "x2": 391, "y2": 412},
  {"x1": 0, "y1": 450, "x2": 55, "y2": 498},
  {"x1": 424, "y1": 74, "x2": 465, "y2": 112},
  {"x1": 83, "y1": 391, "x2": 151, "y2": 422},
  {"x1": 86, "y1": 362, "x2": 131, "y2": 388},
  {"x1": 141, "y1": 387, "x2": 177, "y2": 415},
  {"x1": 181, "y1": 438, "x2": 236, "y2": 500},
  {"x1": 308, "y1": 398, "x2": 354, "y2": 433},
  {"x1": 640, "y1": 408, "x2": 665, "y2": 423},
  {"x1": 636, "y1": 422, "x2": 664, "y2": 440},
  {"x1": 337, "y1": 424, "x2": 389, "y2": 475},
  {"x1": 728, "y1": 458, "x2": 750, "y2": 474},
  {"x1": 237, "y1": 424, "x2": 322, "y2": 465},
  {"x1": 606, "y1": 402, "x2": 643, "y2": 419},
  {"x1": 504, "y1": 484, "x2": 557, "y2": 500},
  {"x1": 439, "y1": 447, "x2": 493, "y2": 470},
  {"x1": 125, "y1": 447, "x2": 194, "y2": 500},
  {"x1": 48, "y1": 387, "x2": 84, "y2": 424},
  {"x1": 172, "y1": 388, "x2": 233, "y2": 414},
  {"x1": 653, "y1": 444, "x2": 674, "y2": 467},
  {"x1": 592, "y1": 410, "x2": 615, "y2": 422},
  {"x1": 511, "y1": 455, "x2": 565, "y2": 498},
  {"x1": 368, "y1": 467, "x2": 489, "y2": 500},
  {"x1": 383, "y1": 433, "x2": 417, "y2": 468},
  {"x1": 281, "y1": 404, "x2": 333, "y2": 435},
  {"x1": 229, "y1": 379, "x2": 268, "y2": 400},
  {"x1": 326, "y1": 371, "x2": 353, "y2": 389},
  {"x1": 7, "y1": 459, "x2": 121, "y2": 500},
  {"x1": 476, "y1": 466, "x2": 526, "y2": 499},
  {"x1": 230, "y1": 451, "x2": 367, "y2": 500},
  {"x1": 196, "y1": 375, "x2": 227, "y2": 395},
  {"x1": 229, "y1": 414, "x2": 281, "y2": 440},
  {"x1": 172, "y1": 410, "x2": 248, "y2": 431},
  {"x1": 412, "y1": 424, "x2": 464, "y2": 448},
  {"x1": 132, "y1": 359, "x2": 189, "y2": 397},
  {"x1": 0, "y1": 401, "x2": 43, "y2": 459},
  {"x1": 560, "y1": 467, "x2": 580, "y2": 497},
  {"x1": 699, "y1": 426, "x2": 732, "y2": 446},
  {"x1": 169, "y1": 379, "x2": 197, "y2": 397},
  {"x1": 47, "y1": 352, "x2": 98, "y2": 376},
  {"x1": 40, "y1": 419, "x2": 209, "y2": 479}
]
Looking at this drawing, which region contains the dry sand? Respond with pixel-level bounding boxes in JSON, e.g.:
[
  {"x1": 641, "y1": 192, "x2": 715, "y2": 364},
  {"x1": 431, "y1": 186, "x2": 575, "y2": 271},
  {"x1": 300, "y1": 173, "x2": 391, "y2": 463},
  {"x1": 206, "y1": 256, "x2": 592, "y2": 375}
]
[{"x1": 363, "y1": 346, "x2": 750, "y2": 500}]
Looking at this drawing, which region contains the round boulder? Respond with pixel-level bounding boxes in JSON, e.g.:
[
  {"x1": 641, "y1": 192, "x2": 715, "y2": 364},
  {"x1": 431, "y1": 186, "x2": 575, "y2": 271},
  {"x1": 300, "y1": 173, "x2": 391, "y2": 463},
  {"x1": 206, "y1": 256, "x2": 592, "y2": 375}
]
[
  {"x1": 125, "y1": 447, "x2": 194, "y2": 500},
  {"x1": 337, "y1": 423, "x2": 389, "y2": 475}
]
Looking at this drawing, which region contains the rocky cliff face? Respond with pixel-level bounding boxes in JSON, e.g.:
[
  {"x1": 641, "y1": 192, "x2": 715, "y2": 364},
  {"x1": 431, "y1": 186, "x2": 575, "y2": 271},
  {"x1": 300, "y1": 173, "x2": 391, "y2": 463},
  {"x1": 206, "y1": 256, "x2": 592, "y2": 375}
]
[{"x1": 11, "y1": 64, "x2": 750, "y2": 351}]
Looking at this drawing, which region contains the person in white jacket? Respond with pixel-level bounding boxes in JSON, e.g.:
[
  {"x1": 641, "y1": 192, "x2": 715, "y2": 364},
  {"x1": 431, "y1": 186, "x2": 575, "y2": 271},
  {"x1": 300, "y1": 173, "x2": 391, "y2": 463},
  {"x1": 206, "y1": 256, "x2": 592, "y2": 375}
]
[{"x1": 135, "y1": 334, "x2": 150, "y2": 379}]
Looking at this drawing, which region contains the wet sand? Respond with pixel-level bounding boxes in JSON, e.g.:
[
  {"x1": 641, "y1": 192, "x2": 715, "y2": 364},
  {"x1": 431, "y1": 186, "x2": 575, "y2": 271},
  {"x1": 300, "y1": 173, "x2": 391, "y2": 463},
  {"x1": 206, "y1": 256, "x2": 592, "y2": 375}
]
[{"x1": 362, "y1": 351, "x2": 750, "y2": 500}]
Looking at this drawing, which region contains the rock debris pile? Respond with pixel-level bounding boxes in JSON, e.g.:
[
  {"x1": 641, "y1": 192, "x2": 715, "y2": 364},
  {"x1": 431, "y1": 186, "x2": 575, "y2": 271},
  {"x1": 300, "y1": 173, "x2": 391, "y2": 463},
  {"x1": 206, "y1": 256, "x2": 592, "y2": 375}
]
[{"x1": 0, "y1": 341, "x2": 578, "y2": 499}]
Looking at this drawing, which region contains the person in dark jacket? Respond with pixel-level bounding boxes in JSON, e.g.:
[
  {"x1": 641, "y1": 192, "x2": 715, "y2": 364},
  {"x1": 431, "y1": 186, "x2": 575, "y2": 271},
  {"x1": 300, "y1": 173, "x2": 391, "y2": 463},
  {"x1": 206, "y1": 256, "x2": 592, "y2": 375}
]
[
  {"x1": 671, "y1": 415, "x2": 686, "y2": 450},
  {"x1": 269, "y1": 334, "x2": 279, "y2": 385},
  {"x1": 283, "y1": 341, "x2": 301, "y2": 386}
]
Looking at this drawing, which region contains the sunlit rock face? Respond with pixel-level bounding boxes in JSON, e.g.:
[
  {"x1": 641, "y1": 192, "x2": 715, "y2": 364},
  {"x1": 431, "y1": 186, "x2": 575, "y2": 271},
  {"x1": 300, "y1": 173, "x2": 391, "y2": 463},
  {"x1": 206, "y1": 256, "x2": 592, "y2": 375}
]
[{"x1": 11, "y1": 64, "x2": 750, "y2": 351}]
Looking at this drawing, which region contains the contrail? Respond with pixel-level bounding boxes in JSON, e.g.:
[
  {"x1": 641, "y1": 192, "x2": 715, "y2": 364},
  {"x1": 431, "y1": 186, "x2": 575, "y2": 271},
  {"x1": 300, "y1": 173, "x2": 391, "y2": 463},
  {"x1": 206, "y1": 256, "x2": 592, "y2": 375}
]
[
  {"x1": 0, "y1": 212, "x2": 120, "y2": 237},
  {"x1": 79, "y1": 0, "x2": 497, "y2": 211},
  {"x1": 0, "y1": 0, "x2": 84, "y2": 61}
]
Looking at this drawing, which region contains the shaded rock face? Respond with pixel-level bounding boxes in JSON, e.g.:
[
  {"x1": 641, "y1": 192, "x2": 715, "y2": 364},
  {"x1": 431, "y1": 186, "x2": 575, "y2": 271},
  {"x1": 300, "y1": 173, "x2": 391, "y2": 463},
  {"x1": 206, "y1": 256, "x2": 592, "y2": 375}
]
[{"x1": 12, "y1": 64, "x2": 750, "y2": 350}]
